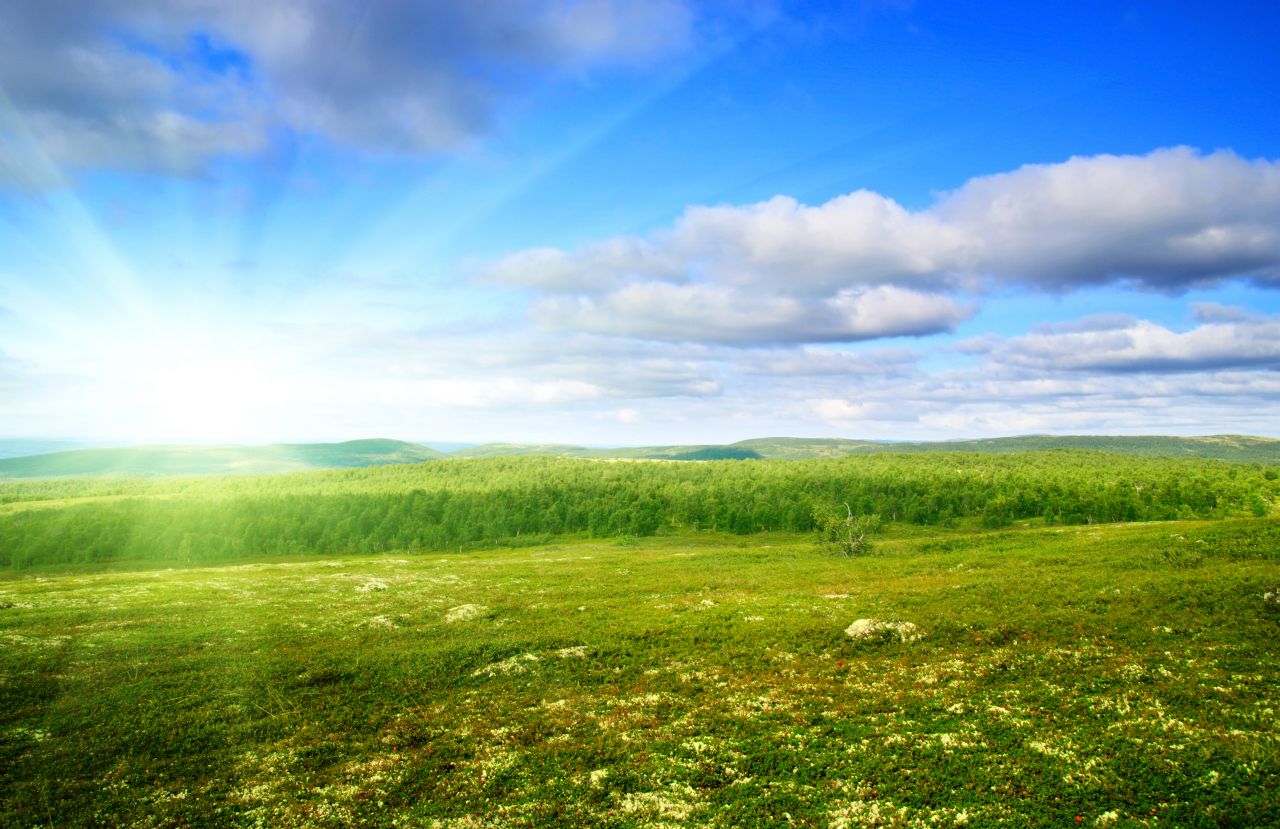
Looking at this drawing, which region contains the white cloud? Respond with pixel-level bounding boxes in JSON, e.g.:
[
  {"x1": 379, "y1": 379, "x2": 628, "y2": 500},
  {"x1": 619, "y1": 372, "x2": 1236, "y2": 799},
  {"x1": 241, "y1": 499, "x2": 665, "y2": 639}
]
[
  {"x1": 376, "y1": 377, "x2": 606, "y2": 409},
  {"x1": 6, "y1": 293, "x2": 1280, "y2": 443},
  {"x1": 937, "y1": 147, "x2": 1280, "y2": 289},
  {"x1": 734, "y1": 345, "x2": 920, "y2": 377},
  {"x1": 486, "y1": 148, "x2": 1280, "y2": 347},
  {"x1": 972, "y1": 309, "x2": 1280, "y2": 373},
  {"x1": 801, "y1": 362, "x2": 1280, "y2": 439},
  {"x1": 360, "y1": 329, "x2": 725, "y2": 399},
  {"x1": 1191, "y1": 301, "x2": 1267, "y2": 324},
  {"x1": 809, "y1": 398, "x2": 911, "y2": 424},
  {"x1": 486, "y1": 189, "x2": 973, "y2": 297},
  {"x1": 482, "y1": 239, "x2": 686, "y2": 293},
  {"x1": 665, "y1": 192, "x2": 972, "y2": 294},
  {"x1": 0, "y1": 0, "x2": 698, "y2": 186},
  {"x1": 532, "y1": 283, "x2": 971, "y2": 345}
]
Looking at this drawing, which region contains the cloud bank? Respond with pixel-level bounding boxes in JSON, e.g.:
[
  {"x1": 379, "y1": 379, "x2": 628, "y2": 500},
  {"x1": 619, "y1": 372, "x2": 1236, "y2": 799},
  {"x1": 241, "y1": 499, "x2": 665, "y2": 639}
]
[
  {"x1": 532, "y1": 284, "x2": 972, "y2": 345},
  {"x1": 489, "y1": 148, "x2": 1280, "y2": 346},
  {"x1": 961, "y1": 307, "x2": 1280, "y2": 374}
]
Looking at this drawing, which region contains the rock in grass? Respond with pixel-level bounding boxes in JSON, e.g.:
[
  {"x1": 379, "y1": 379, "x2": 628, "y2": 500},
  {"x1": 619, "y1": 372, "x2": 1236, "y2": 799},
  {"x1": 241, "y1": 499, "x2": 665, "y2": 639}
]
[
  {"x1": 845, "y1": 618, "x2": 922, "y2": 643},
  {"x1": 444, "y1": 604, "x2": 487, "y2": 623}
]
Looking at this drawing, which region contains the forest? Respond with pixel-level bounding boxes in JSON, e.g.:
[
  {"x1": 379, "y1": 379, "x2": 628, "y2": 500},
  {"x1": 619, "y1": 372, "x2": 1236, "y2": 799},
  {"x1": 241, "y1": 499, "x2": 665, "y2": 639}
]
[{"x1": 2, "y1": 450, "x2": 1275, "y2": 569}]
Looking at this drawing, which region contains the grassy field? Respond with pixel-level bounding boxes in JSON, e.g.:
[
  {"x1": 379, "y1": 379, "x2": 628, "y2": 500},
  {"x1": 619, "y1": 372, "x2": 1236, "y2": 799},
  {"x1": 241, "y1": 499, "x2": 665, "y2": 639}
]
[{"x1": 2, "y1": 520, "x2": 1277, "y2": 827}]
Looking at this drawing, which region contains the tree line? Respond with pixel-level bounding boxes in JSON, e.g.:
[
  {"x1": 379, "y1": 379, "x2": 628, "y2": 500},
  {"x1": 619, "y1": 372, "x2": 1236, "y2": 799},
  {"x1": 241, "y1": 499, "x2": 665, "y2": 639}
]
[{"x1": 1, "y1": 451, "x2": 1275, "y2": 568}]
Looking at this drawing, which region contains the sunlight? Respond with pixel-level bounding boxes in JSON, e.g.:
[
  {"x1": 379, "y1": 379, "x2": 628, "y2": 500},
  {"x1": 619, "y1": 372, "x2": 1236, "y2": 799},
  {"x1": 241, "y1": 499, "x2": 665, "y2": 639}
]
[
  {"x1": 130, "y1": 355, "x2": 279, "y2": 443},
  {"x1": 2, "y1": 4, "x2": 1278, "y2": 825},
  {"x1": 88, "y1": 326, "x2": 294, "y2": 444}
]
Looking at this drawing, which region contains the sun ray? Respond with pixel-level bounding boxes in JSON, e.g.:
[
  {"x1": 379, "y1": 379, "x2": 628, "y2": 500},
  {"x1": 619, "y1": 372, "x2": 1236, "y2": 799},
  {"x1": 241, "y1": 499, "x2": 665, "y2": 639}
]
[
  {"x1": 0, "y1": 88, "x2": 156, "y2": 327},
  {"x1": 314, "y1": 26, "x2": 761, "y2": 288}
]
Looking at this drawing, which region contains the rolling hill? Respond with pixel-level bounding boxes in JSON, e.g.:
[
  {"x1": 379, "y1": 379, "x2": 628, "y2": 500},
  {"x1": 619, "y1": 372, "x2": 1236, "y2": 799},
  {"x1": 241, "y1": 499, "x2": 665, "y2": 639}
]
[
  {"x1": 3, "y1": 434, "x2": 1276, "y2": 479},
  {"x1": 797, "y1": 434, "x2": 1280, "y2": 463},
  {"x1": 0, "y1": 438, "x2": 444, "y2": 478},
  {"x1": 0, "y1": 439, "x2": 88, "y2": 460},
  {"x1": 449, "y1": 442, "x2": 764, "y2": 461},
  {"x1": 452, "y1": 434, "x2": 1280, "y2": 464}
]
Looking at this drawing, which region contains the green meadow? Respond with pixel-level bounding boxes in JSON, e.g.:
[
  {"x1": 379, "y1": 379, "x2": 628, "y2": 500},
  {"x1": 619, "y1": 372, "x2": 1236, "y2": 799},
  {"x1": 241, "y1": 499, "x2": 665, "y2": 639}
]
[{"x1": 1, "y1": 454, "x2": 1278, "y2": 827}]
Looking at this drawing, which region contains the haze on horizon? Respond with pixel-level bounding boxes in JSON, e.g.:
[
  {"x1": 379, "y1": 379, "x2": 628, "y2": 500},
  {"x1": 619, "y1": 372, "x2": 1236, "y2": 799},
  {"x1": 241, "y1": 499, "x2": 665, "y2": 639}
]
[{"x1": 1, "y1": 1, "x2": 1278, "y2": 447}]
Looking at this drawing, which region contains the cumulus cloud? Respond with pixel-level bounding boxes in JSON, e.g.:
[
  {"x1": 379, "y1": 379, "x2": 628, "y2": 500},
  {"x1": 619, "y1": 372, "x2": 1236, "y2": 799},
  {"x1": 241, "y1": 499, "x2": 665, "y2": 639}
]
[
  {"x1": 1190, "y1": 301, "x2": 1267, "y2": 324},
  {"x1": 734, "y1": 346, "x2": 920, "y2": 377},
  {"x1": 966, "y1": 308, "x2": 1280, "y2": 373},
  {"x1": 486, "y1": 148, "x2": 1280, "y2": 346},
  {"x1": 486, "y1": 189, "x2": 973, "y2": 298},
  {"x1": 937, "y1": 147, "x2": 1280, "y2": 290},
  {"x1": 809, "y1": 398, "x2": 915, "y2": 423},
  {"x1": 0, "y1": 0, "x2": 696, "y2": 186},
  {"x1": 482, "y1": 239, "x2": 688, "y2": 293},
  {"x1": 664, "y1": 192, "x2": 971, "y2": 294},
  {"x1": 532, "y1": 283, "x2": 971, "y2": 345},
  {"x1": 341, "y1": 327, "x2": 725, "y2": 401},
  {"x1": 801, "y1": 356, "x2": 1280, "y2": 437},
  {"x1": 9, "y1": 286, "x2": 1280, "y2": 442}
]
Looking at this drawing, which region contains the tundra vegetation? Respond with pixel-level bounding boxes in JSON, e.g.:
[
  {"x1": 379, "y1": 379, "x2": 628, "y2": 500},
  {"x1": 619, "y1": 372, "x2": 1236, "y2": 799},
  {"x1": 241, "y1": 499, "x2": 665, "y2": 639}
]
[{"x1": 0, "y1": 451, "x2": 1277, "y2": 827}]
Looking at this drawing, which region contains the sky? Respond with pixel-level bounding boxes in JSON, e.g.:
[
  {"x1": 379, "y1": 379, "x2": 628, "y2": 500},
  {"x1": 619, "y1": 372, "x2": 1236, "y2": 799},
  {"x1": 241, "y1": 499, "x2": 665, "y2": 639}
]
[{"x1": 1, "y1": 0, "x2": 1278, "y2": 446}]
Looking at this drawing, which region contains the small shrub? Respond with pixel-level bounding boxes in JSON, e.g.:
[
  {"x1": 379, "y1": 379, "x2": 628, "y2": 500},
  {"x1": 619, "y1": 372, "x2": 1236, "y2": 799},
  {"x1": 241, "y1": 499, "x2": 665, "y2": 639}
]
[
  {"x1": 1159, "y1": 544, "x2": 1205, "y2": 569},
  {"x1": 813, "y1": 503, "x2": 880, "y2": 556}
]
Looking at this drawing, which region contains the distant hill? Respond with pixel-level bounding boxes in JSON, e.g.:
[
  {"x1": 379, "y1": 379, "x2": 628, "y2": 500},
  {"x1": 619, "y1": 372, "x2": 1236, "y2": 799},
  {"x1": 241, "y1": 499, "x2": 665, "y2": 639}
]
[
  {"x1": 0, "y1": 439, "x2": 444, "y2": 478},
  {"x1": 834, "y1": 434, "x2": 1280, "y2": 463},
  {"x1": 450, "y1": 442, "x2": 763, "y2": 461},
  {"x1": 448, "y1": 435, "x2": 1280, "y2": 464},
  {"x1": 0, "y1": 439, "x2": 88, "y2": 460},
  {"x1": 3, "y1": 434, "x2": 1275, "y2": 478},
  {"x1": 730, "y1": 437, "x2": 892, "y2": 459},
  {"x1": 450, "y1": 443, "x2": 593, "y2": 458}
]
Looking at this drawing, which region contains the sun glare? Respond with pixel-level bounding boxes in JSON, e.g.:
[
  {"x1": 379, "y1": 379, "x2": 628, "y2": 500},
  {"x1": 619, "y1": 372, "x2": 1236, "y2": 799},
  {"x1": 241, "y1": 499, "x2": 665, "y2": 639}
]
[
  {"x1": 90, "y1": 328, "x2": 293, "y2": 444},
  {"x1": 135, "y1": 357, "x2": 278, "y2": 443}
]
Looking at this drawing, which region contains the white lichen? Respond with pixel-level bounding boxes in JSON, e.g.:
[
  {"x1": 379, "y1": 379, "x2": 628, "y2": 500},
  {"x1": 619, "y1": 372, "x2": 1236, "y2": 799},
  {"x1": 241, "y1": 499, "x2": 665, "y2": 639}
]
[
  {"x1": 472, "y1": 653, "x2": 539, "y2": 678},
  {"x1": 844, "y1": 618, "x2": 922, "y2": 643},
  {"x1": 444, "y1": 604, "x2": 486, "y2": 623}
]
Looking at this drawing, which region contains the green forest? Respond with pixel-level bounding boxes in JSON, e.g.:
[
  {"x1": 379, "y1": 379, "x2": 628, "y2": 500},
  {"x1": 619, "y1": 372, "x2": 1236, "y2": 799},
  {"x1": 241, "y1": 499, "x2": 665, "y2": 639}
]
[{"x1": 3, "y1": 451, "x2": 1275, "y2": 569}]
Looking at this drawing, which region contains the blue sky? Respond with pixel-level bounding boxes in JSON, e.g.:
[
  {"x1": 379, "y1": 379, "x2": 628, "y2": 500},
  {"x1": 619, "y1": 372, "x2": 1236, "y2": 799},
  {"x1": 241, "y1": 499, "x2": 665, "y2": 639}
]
[{"x1": 1, "y1": 0, "x2": 1278, "y2": 445}]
